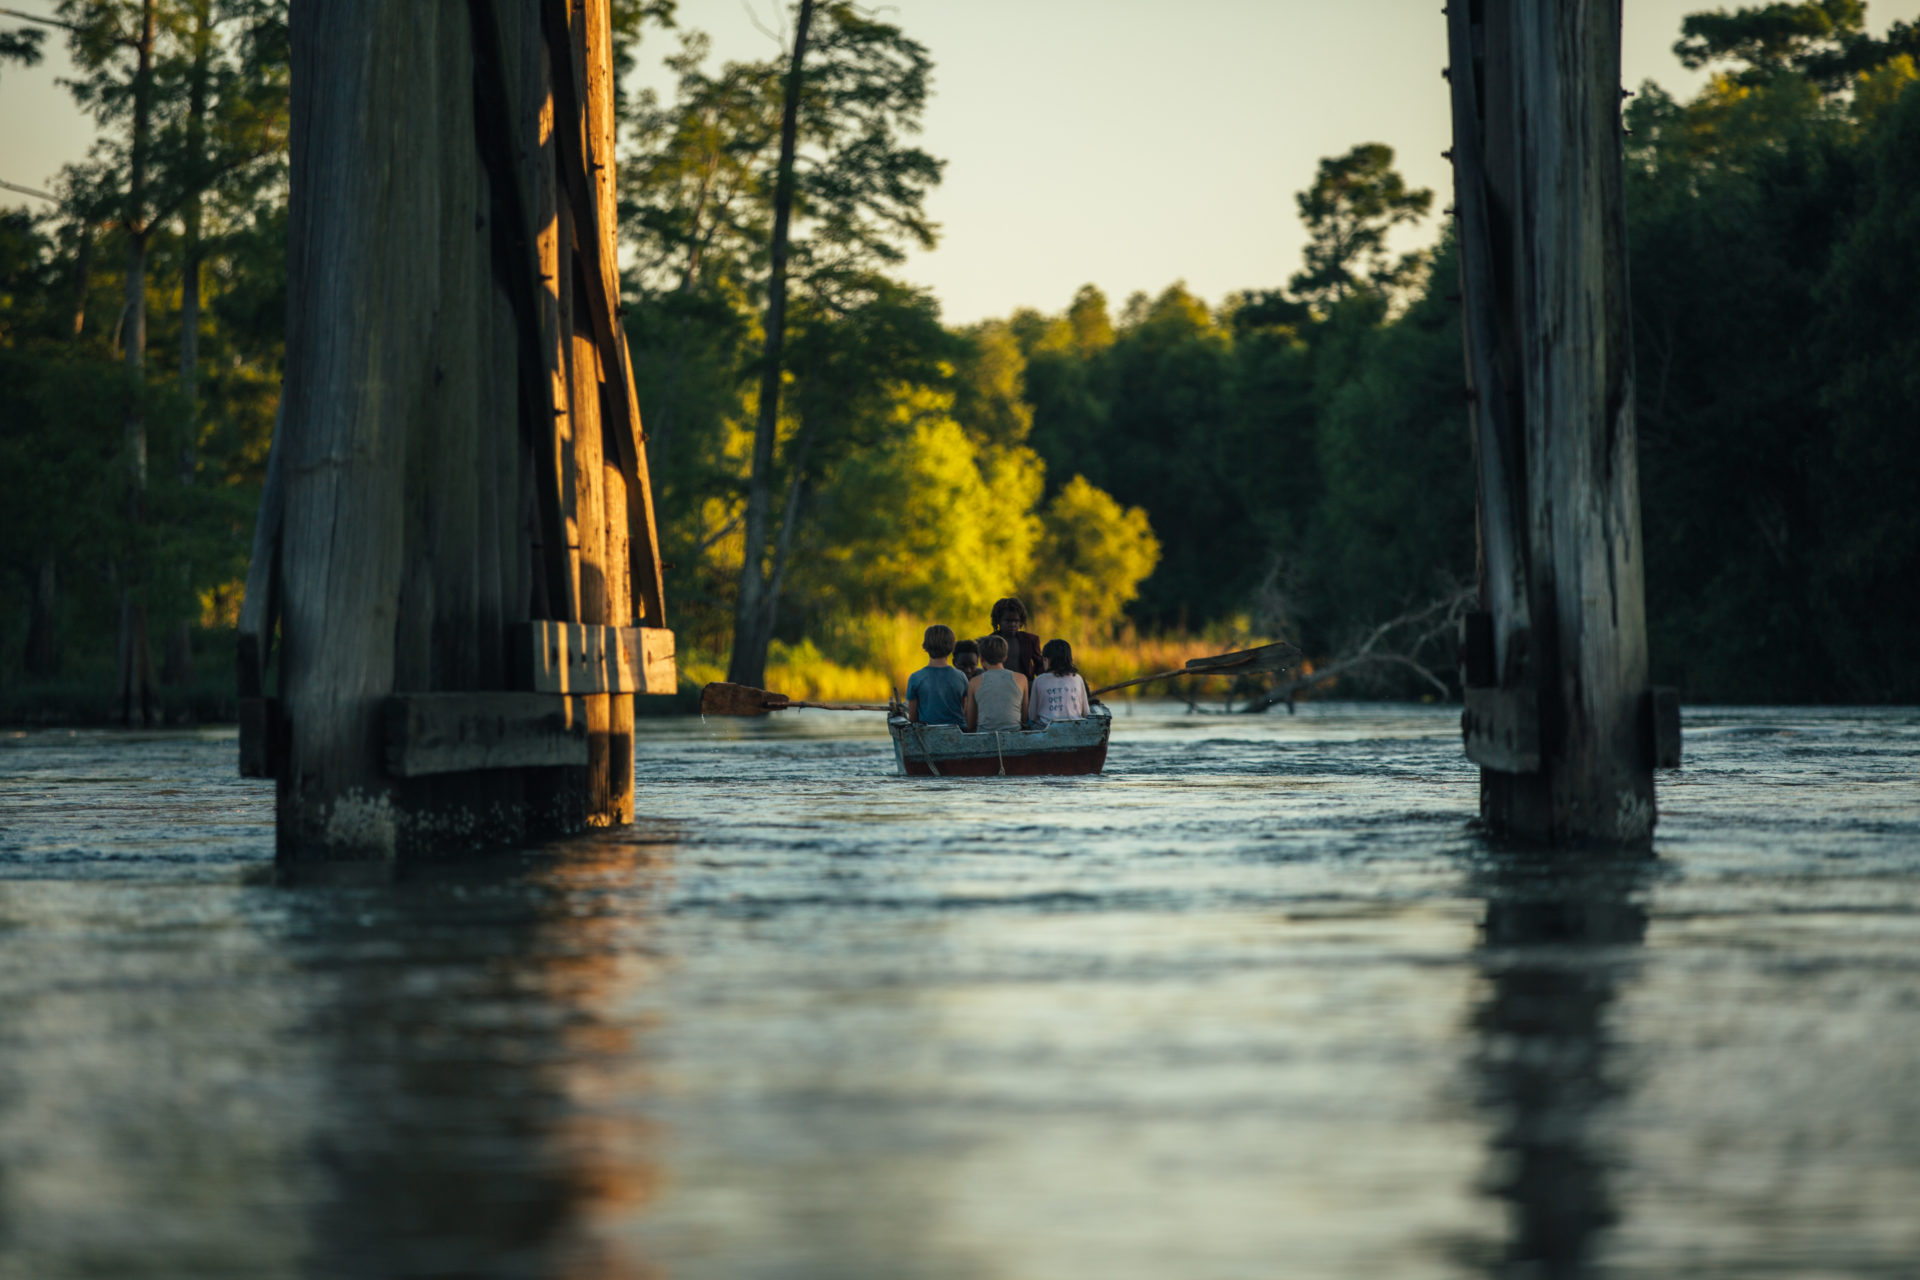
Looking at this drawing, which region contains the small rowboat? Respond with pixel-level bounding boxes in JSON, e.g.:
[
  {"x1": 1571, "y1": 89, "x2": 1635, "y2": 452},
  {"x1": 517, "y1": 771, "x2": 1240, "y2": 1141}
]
[{"x1": 887, "y1": 705, "x2": 1113, "y2": 777}]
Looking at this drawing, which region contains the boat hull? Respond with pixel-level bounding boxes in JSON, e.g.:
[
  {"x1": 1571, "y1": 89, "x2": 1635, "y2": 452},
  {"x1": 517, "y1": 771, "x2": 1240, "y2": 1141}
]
[{"x1": 888, "y1": 709, "x2": 1111, "y2": 777}]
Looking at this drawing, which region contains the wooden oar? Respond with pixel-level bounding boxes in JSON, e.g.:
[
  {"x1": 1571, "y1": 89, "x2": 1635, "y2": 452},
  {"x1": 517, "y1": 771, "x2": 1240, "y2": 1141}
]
[
  {"x1": 700, "y1": 681, "x2": 894, "y2": 717},
  {"x1": 1089, "y1": 640, "x2": 1304, "y2": 698}
]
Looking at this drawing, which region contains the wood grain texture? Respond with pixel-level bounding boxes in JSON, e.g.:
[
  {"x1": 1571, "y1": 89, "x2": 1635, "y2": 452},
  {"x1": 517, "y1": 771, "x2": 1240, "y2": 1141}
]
[
  {"x1": 272, "y1": 0, "x2": 657, "y2": 856},
  {"x1": 524, "y1": 619, "x2": 604, "y2": 693},
  {"x1": 236, "y1": 398, "x2": 285, "y2": 701},
  {"x1": 609, "y1": 691, "x2": 634, "y2": 823},
  {"x1": 543, "y1": 0, "x2": 666, "y2": 626},
  {"x1": 383, "y1": 692, "x2": 587, "y2": 776},
  {"x1": 282, "y1": 1, "x2": 443, "y2": 859},
  {"x1": 533, "y1": 21, "x2": 580, "y2": 625},
  {"x1": 278, "y1": 1, "x2": 572, "y2": 858},
  {"x1": 568, "y1": 324, "x2": 607, "y2": 624},
  {"x1": 1445, "y1": 0, "x2": 1531, "y2": 678},
  {"x1": 524, "y1": 622, "x2": 675, "y2": 694},
  {"x1": 1448, "y1": 0, "x2": 1655, "y2": 844},
  {"x1": 584, "y1": 692, "x2": 611, "y2": 824},
  {"x1": 601, "y1": 383, "x2": 635, "y2": 820},
  {"x1": 582, "y1": 0, "x2": 621, "y2": 333},
  {"x1": 640, "y1": 626, "x2": 676, "y2": 693},
  {"x1": 239, "y1": 697, "x2": 284, "y2": 779},
  {"x1": 606, "y1": 626, "x2": 676, "y2": 694},
  {"x1": 1462, "y1": 687, "x2": 1542, "y2": 774}
]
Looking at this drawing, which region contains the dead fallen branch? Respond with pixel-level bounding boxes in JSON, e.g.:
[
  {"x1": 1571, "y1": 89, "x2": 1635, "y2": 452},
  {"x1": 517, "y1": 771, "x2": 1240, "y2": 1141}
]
[{"x1": 1237, "y1": 586, "x2": 1475, "y2": 714}]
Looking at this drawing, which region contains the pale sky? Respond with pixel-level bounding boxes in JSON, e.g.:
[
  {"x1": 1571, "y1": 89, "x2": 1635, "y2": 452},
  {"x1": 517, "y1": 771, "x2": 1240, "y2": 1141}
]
[{"x1": 6, "y1": 0, "x2": 1919, "y2": 325}]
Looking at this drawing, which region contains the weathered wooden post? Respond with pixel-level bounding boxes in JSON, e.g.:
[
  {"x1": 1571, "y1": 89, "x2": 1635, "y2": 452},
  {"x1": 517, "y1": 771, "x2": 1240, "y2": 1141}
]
[
  {"x1": 1446, "y1": 0, "x2": 1678, "y2": 845},
  {"x1": 237, "y1": 0, "x2": 674, "y2": 863}
]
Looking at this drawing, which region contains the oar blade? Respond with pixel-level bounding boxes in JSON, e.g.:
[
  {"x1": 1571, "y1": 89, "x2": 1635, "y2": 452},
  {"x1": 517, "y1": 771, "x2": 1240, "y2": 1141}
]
[
  {"x1": 699, "y1": 681, "x2": 791, "y2": 716},
  {"x1": 1183, "y1": 641, "x2": 1303, "y2": 675}
]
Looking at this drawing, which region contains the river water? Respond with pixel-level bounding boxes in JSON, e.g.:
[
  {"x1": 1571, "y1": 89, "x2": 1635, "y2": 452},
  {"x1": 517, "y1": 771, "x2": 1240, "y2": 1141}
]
[{"x1": 2, "y1": 703, "x2": 1917, "y2": 1279}]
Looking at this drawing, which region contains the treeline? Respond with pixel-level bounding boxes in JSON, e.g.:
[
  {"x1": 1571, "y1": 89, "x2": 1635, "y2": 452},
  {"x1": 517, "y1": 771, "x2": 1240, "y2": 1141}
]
[
  {"x1": 0, "y1": 0, "x2": 656, "y2": 719},
  {"x1": 968, "y1": 4, "x2": 1920, "y2": 704},
  {"x1": 623, "y1": 0, "x2": 1920, "y2": 703},
  {"x1": 2, "y1": 0, "x2": 1917, "y2": 714},
  {"x1": 1623, "y1": 7, "x2": 1920, "y2": 701},
  {"x1": 0, "y1": 0, "x2": 289, "y2": 720},
  {"x1": 619, "y1": 3, "x2": 1163, "y2": 696}
]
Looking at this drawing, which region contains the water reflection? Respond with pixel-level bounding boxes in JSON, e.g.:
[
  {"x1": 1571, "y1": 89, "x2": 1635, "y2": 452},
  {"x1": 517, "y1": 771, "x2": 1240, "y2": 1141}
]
[
  {"x1": 287, "y1": 836, "x2": 673, "y2": 1278},
  {"x1": 1466, "y1": 851, "x2": 1651, "y2": 1279},
  {"x1": 7, "y1": 710, "x2": 1918, "y2": 1277}
]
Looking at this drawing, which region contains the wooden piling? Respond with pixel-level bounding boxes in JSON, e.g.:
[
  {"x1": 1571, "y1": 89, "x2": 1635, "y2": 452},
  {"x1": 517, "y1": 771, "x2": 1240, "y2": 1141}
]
[
  {"x1": 570, "y1": 298, "x2": 612, "y2": 824},
  {"x1": 263, "y1": 0, "x2": 673, "y2": 861},
  {"x1": 1447, "y1": 0, "x2": 1659, "y2": 844}
]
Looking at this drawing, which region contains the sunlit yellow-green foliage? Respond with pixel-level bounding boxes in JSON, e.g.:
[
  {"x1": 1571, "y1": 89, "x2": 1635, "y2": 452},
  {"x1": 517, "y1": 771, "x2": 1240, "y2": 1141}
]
[
  {"x1": 1855, "y1": 54, "x2": 1919, "y2": 121},
  {"x1": 950, "y1": 321, "x2": 1033, "y2": 448},
  {"x1": 799, "y1": 386, "x2": 1042, "y2": 625},
  {"x1": 668, "y1": 364, "x2": 1165, "y2": 699},
  {"x1": 1632, "y1": 45, "x2": 1920, "y2": 175},
  {"x1": 1026, "y1": 476, "x2": 1161, "y2": 639},
  {"x1": 695, "y1": 621, "x2": 1264, "y2": 705}
]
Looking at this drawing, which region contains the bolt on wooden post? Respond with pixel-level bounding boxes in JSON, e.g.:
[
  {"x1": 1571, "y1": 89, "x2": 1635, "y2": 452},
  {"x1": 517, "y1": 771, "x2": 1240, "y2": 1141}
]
[
  {"x1": 1446, "y1": 0, "x2": 1677, "y2": 845},
  {"x1": 237, "y1": 0, "x2": 675, "y2": 864}
]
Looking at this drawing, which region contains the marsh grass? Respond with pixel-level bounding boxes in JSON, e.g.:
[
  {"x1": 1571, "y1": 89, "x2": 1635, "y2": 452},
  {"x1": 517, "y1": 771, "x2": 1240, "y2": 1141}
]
[{"x1": 679, "y1": 612, "x2": 1283, "y2": 703}]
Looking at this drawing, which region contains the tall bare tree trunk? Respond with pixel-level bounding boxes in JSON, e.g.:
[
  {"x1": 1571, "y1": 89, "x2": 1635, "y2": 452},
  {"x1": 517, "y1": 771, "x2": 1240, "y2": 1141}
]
[
  {"x1": 34, "y1": 210, "x2": 102, "y2": 684},
  {"x1": 727, "y1": 0, "x2": 814, "y2": 688},
  {"x1": 117, "y1": 0, "x2": 158, "y2": 725},
  {"x1": 69, "y1": 222, "x2": 93, "y2": 340},
  {"x1": 165, "y1": 0, "x2": 214, "y2": 690}
]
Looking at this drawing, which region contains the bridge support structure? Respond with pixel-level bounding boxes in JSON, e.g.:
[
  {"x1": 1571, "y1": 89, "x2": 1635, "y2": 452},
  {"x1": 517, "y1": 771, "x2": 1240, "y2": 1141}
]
[
  {"x1": 1446, "y1": 0, "x2": 1677, "y2": 845},
  {"x1": 238, "y1": 0, "x2": 674, "y2": 863}
]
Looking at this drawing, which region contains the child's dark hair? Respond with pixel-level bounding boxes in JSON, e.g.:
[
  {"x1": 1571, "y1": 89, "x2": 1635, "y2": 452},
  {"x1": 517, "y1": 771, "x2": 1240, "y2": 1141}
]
[
  {"x1": 1041, "y1": 638, "x2": 1076, "y2": 676},
  {"x1": 922, "y1": 624, "x2": 956, "y2": 658},
  {"x1": 990, "y1": 597, "x2": 1028, "y2": 628},
  {"x1": 953, "y1": 638, "x2": 979, "y2": 662}
]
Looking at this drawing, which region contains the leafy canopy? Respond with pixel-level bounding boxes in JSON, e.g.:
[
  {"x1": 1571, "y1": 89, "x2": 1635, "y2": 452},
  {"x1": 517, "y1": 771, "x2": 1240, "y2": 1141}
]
[{"x1": 1288, "y1": 143, "x2": 1432, "y2": 310}]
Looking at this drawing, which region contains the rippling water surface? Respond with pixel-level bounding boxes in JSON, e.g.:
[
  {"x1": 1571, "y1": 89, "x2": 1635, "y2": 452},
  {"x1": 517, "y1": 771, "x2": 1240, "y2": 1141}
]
[{"x1": 2, "y1": 703, "x2": 1918, "y2": 1278}]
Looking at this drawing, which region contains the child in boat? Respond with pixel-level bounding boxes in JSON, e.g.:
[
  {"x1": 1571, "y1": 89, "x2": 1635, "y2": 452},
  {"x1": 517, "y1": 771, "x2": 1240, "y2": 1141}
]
[
  {"x1": 907, "y1": 625, "x2": 970, "y2": 726},
  {"x1": 965, "y1": 633, "x2": 1028, "y2": 733},
  {"x1": 980, "y1": 597, "x2": 1041, "y2": 683},
  {"x1": 951, "y1": 638, "x2": 981, "y2": 683},
  {"x1": 1028, "y1": 638, "x2": 1091, "y2": 729}
]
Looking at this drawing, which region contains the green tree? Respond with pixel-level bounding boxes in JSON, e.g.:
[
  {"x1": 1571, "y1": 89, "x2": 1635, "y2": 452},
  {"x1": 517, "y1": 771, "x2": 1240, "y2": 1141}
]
[
  {"x1": 2, "y1": 1, "x2": 285, "y2": 708},
  {"x1": 624, "y1": 32, "x2": 778, "y2": 299},
  {"x1": 0, "y1": 351, "x2": 136, "y2": 679},
  {"x1": 620, "y1": 30, "x2": 776, "y2": 658},
  {"x1": 0, "y1": 21, "x2": 43, "y2": 82},
  {"x1": 948, "y1": 319, "x2": 1032, "y2": 450},
  {"x1": 1621, "y1": 2, "x2": 1919, "y2": 698},
  {"x1": 1809, "y1": 76, "x2": 1920, "y2": 697},
  {"x1": 1026, "y1": 475, "x2": 1160, "y2": 639},
  {"x1": 1671, "y1": 0, "x2": 1920, "y2": 90},
  {"x1": 727, "y1": 0, "x2": 943, "y2": 686},
  {"x1": 5, "y1": 0, "x2": 286, "y2": 715},
  {"x1": 1676, "y1": 0, "x2": 1866, "y2": 81},
  {"x1": 1287, "y1": 143, "x2": 1431, "y2": 311},
  {"x1": 608, "y1": 0, "x2": 677, "y2": 123},
  {"x1": 1302, "y1": 235, "x2": 1473, "y2": 650},
  {"x1": 794, "y1": 386, "x2": 1042, "y2": 628},
  {"x1": 1017, "y1": 285, "x2": 1113, "y2": 497}
]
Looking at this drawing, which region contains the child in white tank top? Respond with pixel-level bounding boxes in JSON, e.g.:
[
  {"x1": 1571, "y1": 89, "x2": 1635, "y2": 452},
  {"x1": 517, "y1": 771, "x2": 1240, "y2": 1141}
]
[{"x1": 1028, "y1": 639, "x2": 1091, "y2": 728}]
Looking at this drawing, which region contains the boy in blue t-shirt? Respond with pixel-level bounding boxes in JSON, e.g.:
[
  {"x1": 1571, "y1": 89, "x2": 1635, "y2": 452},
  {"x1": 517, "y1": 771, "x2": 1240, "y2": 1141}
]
[{"x1": 906, "y1": 624, "x2": 969, "y2": 726}]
